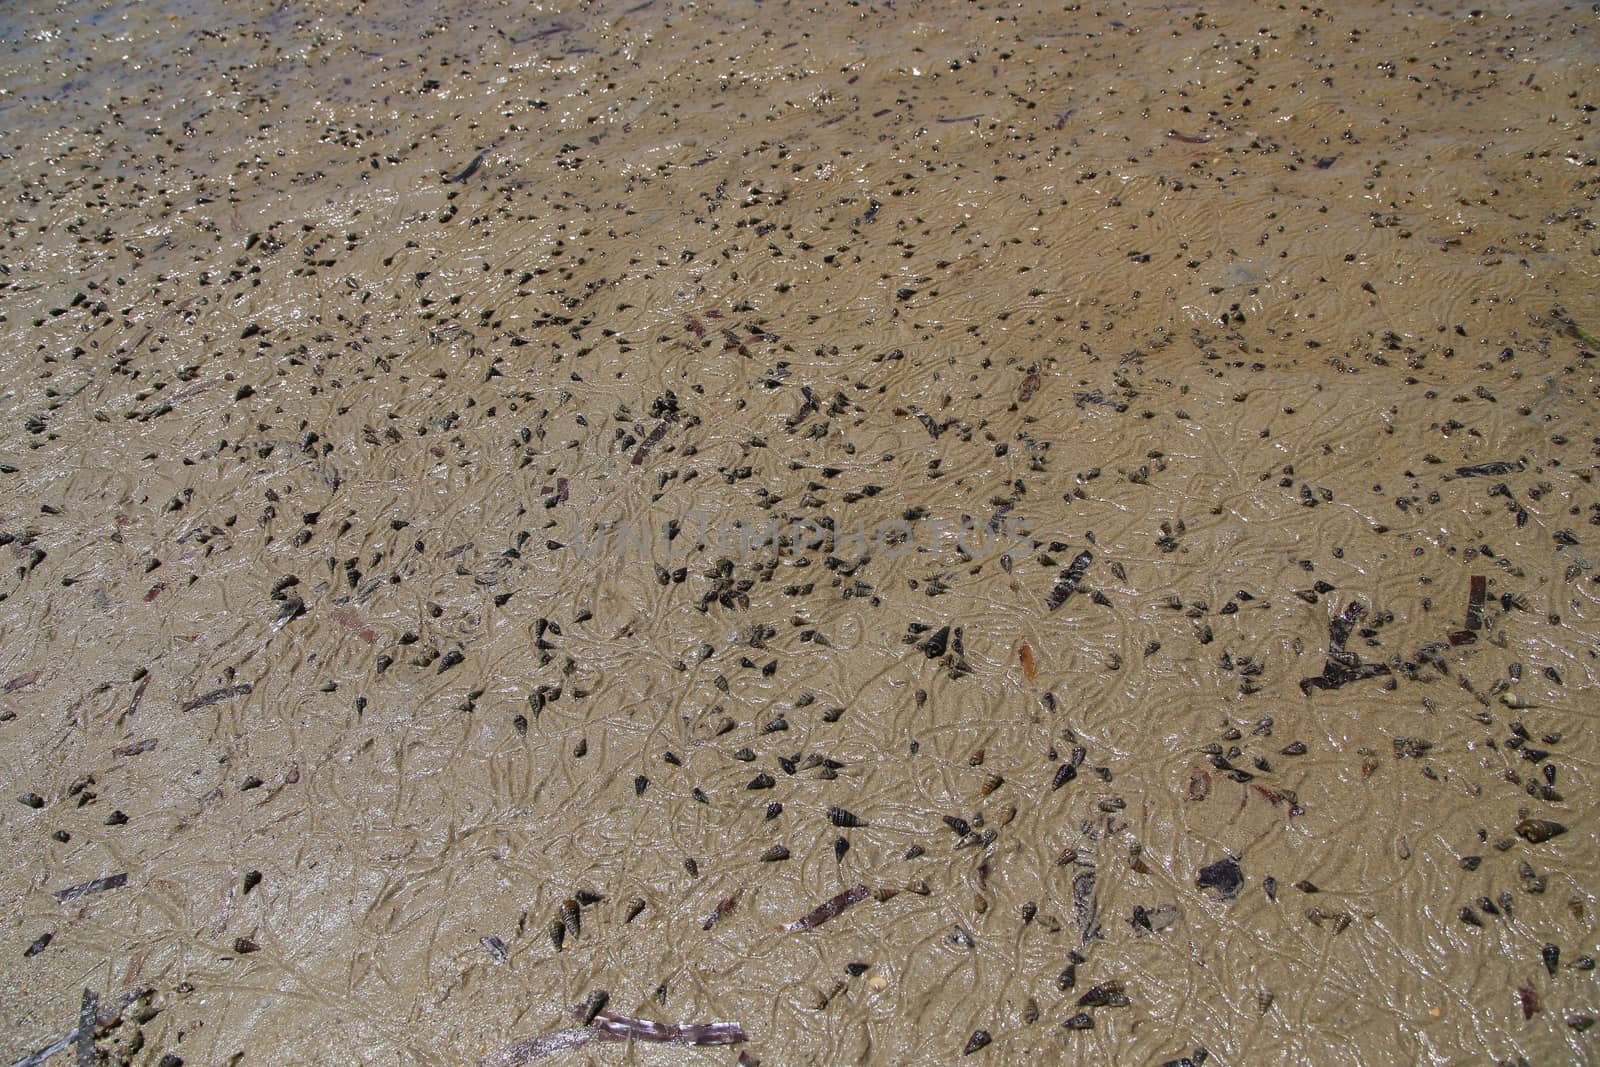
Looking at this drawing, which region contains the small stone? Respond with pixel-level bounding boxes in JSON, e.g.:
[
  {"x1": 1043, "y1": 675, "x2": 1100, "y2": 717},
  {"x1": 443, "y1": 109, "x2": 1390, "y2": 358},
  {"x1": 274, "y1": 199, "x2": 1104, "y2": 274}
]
[{"x1": 1197, "y1": 857, "x2": 1244, "y2": 900}]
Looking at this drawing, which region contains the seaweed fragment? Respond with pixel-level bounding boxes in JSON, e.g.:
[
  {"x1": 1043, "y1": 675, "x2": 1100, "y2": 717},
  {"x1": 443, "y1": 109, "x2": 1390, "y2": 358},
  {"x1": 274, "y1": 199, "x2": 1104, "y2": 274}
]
[
  {"x1": 181, "y1": 683, "x2": 253, "y2": 712},
  {"x1": 8, "y1": 987, "x2": 153, "y2": 1067},
  {"x1": 703, "y1": 889, "x2": 742, "y2": 930},
  {"x1": 630, "y1": 421, "x2": 670, "y2": 465},
  {"x1": 54, "y1": 873, "x2": 127, "y2": 903},
  {"x1": 783, "y1": 884, "x2": 870, "y2": 932},
  {"x1": 588, "y1": 1009, "x2": 747, "y2": 1046},
  {"x1": 1018, "y1": 364, "x2": 1042, "y2": 404},
  {"x1": 1465, "y1": 574, "x2": 1487, "y2": 631},
  {"x1": 786, "y1": 385, "x2": 818, "y2": 429},
  {"x1": 478, "y1": 1005, "x2": 748, "y2": 1065},
  {"x1": 905, "y1": 405, "x2": 941, "y2": 438},
  {"x1": 1299, "y1": 603, "x2": 1390, "y2": 694},
  {"x1": 1453, "y1": 461, "x2": 1523, "y2": 478},
  {"x1": 1071, "y1": 863, "x2": 1101, "y2": 944}
]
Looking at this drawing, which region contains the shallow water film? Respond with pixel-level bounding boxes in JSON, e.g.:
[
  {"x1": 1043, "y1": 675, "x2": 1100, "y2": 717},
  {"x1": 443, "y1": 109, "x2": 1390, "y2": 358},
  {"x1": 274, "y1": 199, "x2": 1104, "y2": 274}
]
[{"x1": 1, "y1": 0, "x2": 1597, "y2": 1064}]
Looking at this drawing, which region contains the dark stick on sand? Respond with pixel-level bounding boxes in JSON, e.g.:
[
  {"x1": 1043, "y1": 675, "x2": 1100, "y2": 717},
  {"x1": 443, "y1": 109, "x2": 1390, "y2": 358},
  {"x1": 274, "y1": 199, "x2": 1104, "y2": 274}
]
[
  {"x1": 74, "y1": 990, "x2": 96, "y2": 1067},
  {"x1": 478, "y1": 1006, "x2": 748, "y2": 1066},
  {"x1": 444, "y1": 151, "x2": 489, "y2": 184}
]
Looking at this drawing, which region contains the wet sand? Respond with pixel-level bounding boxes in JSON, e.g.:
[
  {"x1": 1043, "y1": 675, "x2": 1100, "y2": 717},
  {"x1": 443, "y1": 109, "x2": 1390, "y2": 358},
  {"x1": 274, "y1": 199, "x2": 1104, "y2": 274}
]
[{"x1": 1, "y1": 0, "x2": 1597, "y2": 1063}]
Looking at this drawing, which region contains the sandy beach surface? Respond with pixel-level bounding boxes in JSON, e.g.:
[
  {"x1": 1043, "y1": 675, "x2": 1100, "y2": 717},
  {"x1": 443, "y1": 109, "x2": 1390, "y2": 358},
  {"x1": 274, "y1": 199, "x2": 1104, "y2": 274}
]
[{"x1": 1, "y1": 0, "x2": 1596, "y2": 1063}]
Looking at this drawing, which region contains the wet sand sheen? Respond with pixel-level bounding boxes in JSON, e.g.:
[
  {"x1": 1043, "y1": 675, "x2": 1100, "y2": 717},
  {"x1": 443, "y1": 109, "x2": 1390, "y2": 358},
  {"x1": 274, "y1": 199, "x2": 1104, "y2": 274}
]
[{"x1": 0, "y1": 0, "x2": 1596, "y2": 1063}]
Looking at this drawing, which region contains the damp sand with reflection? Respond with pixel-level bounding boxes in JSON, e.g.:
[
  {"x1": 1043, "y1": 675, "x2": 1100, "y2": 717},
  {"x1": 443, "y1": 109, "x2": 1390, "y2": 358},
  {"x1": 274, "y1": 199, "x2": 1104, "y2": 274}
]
[{"x1": 0, "y1": 0, "x2": 1597, "y2": 1064}]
